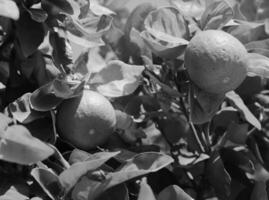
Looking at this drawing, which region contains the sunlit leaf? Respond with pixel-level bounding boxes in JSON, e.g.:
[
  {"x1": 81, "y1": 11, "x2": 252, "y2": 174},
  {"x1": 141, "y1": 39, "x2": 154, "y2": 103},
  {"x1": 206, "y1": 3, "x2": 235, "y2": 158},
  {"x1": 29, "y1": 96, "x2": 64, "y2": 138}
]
[
  {"x1": 72, "y1": 152, "x2": 173, "y2": 200},
  {"x1": 226, "y1": 91, "x2": 261, "y2": 130},
  {"x1": 31, "y1": 168, "x2": 63, "y2": 200},
  {"x1": 157, "y1": 185, "x2": 193, "y2": 200},
  {"x1": 90, "y1": 0, "x2": 115, "y2": 16},
  {"x1": 137, "y1": 178, "x2": 156, "y2": 200},
  {"x1": 0, "y1": 0, "x2": 19, "y2": 20},
  {"x1": 141, "y1": 7, "x2": 189, "y2": 59},
  {"x1": 89, "y1": 60, "x2": 145, "y2": 97},
  {"x1": 0, "y1": 113, "x2": 12, "y2": 133},
  {"x1": 59, "y1": 151, "x2": 120, "y2": 193},
  {"x1": 6, "y1": 93, "x2": 47, "y2": 124},
  {"x1": 246, "y1": 53, "x2": 269, "y2": 79},
  {"x1": 30, "y1": 76, "x2": 85, "y2": 111},
  {"x1": 200, "y1": 0, "x2": 233, "y2": 30},
  {"x1": 0, "y1": 125, "x2": 54, "y2": 165}
]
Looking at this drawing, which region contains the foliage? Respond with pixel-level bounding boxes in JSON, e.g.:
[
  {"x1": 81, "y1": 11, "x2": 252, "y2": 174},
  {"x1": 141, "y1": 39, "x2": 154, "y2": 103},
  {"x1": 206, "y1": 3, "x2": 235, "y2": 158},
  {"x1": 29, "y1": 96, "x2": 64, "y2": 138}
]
[{"x1": 1, "y1": 0, "x2": 269, "y2": 200}]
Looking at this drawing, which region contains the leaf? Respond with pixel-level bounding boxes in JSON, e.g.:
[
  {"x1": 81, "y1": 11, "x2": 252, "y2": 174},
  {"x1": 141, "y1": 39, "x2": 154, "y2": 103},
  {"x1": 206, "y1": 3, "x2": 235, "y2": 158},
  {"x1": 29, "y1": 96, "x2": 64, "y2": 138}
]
[
  {"x1": 226, "y1": 122, "x2": 249, "y2": 145},
  {"x1": 49, "y1": 28, "x2": 73, "y2": 72},
  {"x1": 0, "y1": 0, "x2": 19, "y2": 20},
  {"x1": 246, "y1": 53, "x2": 269, "y2": 78},
  {"x1": 89, "y1": 60, "x2": 145, "y2": 97},
  {"x1": 0, "y1": 125, "x2": 54, "y2": 165},
  {"x1": 226, "y1": 91, "x2": 261, "y2": 130},
  {"x1": 141, "y1": 7, "x2": 189, "y2": 59},
  {"x1": 189, "y1": 84, "x2": 225, "y2": 124},
  {"x1": 6, "y1": 93, "x2": 47, "y2": 124},
  {"x1": 137, "y1": 178, "x2": 156, "y2": 200},
  {"x1": 171, "y1": 0, "x2": 206, "y2": 20},
  {"x1": 15, "y1": 11, "x2": 45, "y2": 58},
  {"x1": 90, "y1": 0, "x2": 115, "y2": 16},
  {"x1": 59, "y1": 151, "x2": 120, "y2": 193},
  {"x1": 31, "y1": 168, "x2": 63, "y2": 200},
  {"x1": 25, "y1": 8, "x2": 48, "y2": 22},
  {"x1": 251, "y1": 181, "x2": 268, "y2": 200},
  {"x1": 0, "y1": 113, "x2": 12, "y2": 133},
  {"x1": 41, "y1": 0, "x2": 80, "y2": 17},
  {"x1": 157, "y1": 185, "x2": 193, "y2": 200},
  {"x1": 72, "y1": 152, "x2": 173, "y2": 200},
  {"x1": 200, "y1": 0, "x2": 234, "y2": 30},
  {"x1": 30, "y1": 76, "x2": 85, "y2": 111},
  {"x1": 96, "y1": 184, "x2": 129, "y2": 200},
  {"x1": 206, "y1": 151, "x2": 231, "y2": 200}
]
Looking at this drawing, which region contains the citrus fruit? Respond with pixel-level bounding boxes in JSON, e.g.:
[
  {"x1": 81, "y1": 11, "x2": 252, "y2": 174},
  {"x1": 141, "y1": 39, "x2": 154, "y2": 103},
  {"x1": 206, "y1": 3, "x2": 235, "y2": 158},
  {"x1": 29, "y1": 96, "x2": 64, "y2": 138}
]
[
  {"x1": 184, "y1": 30, "x2": 248, "y2": 94},
  {"x1": 56, "y1": 90, "x2": 116, "y2": 150}
]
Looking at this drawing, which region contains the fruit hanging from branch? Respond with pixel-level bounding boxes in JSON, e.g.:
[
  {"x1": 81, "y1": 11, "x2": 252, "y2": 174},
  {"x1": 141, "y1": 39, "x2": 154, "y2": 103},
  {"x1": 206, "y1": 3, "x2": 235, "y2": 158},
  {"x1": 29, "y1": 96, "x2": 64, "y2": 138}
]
[{"x1": 184, "y1": 30, "x2": 248, "y2": 94}]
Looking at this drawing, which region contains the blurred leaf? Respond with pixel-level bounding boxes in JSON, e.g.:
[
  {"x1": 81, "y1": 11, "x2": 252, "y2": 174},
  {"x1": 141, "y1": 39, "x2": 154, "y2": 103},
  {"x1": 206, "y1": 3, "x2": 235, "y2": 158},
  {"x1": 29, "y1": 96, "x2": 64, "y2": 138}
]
[
  {"x1": 200, "y1": 0, "x2": 233, "y2": 30},
  {"x1": 226, "y1": 91, "x2": 261, "y2": 130},
  {"x1": 171, "y1": 0, "x2": 206, "y2": 20},
  {"x1": 0, "y1": 0, "x2": 19, "y2": 20},
  {"x1": 25, "y1": 7, "x2": 48, "y2": 22},
  {"x1": 141, "y1": 7, "x2": 189, "y2": 59},
  {"x1": 137, "y1": 178, "x2": 156, "y2": 200},
  {"x1": 246, "y1": 39, "x2": 269, "y2": 51},
  {"x1": 0, "y1": 125, "x2": 54, "y2": 165},
  {"x1": 251, "y1": 181, "x2": 268, "y2": 200},
  {"x1": 31, "y1": 168, "x2": 63, "y2": 200},
  {"x1": 59, "y1": 151, "x2": 120, "y2": 193},
  {"x1": 157, "y1": 185, "x2": 193, "y2": 200},
  {"x1": 206, "y1": 151, "x2": 231, "y2": 200},
  {"x1": 0, "y1": 113, "x2": 12, "y2": 133},
  {"x1": 41, "y1": 0, "x2": 80, "y2": 17},
  {"x1": 72, "y1": 152, "x2": 173, "y2": 200},
  {"x1": 90, "y1": 0, "x2": 115, "y2": 16},
  {"x1": 189, "y1": 84, "x2": 225, "y2": 124},
  {"x1": 246, "y1": 53, "x2": 269, "y2": 79},
  {"x1": 0, "y1": 175, "x2": 29, "y2": 200},
  {"x1": 65, "y1": 15, "x2": 113, "y2": 42},
  {"x1": 6, "y1": 92, "x2": 47, "y2": 124},
  {"x1": 69, "y1": 149, "x2": 91, "y2": 164},
  {"x1": 49, "y1": 28, "x2": 73, "y2": 73},
  {"x1": 89, "y1": 60, "x2": 145, "y2": 97},
  {"x1": 239, "y1": 0, "x2": 257, "y2": 21},
  {"x1": 226, "y1": 122, "x2": 249, "y2": 145},
  {"x1": 0, "y1": 61, "x2": 10, "y2": 85},
  {"x1": 30, "y1": 76, "x2": 85, "y2": 111},
  {"x1": 15, "y1": 11, "x2": 45, "y2": 58},
  {"x1": 227, "y1": 20, "x2": 267, "y2": 44}
]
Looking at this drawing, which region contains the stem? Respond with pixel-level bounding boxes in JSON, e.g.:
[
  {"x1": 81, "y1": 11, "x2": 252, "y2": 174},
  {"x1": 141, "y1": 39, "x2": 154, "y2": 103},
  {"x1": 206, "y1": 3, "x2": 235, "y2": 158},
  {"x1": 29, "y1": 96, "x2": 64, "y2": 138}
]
[{"x1": 189, "y1": 122, "x2": 205, "y2": 153}]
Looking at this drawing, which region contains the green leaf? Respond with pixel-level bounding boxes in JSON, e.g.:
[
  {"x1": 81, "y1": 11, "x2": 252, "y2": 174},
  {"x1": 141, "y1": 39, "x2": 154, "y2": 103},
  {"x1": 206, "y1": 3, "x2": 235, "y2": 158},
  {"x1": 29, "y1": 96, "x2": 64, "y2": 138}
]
[
  {"x1": 72, "y1": 152, "x2": 173, "y2": 200},
  {"x1": 31, "y1": 168, "x2": 63, "y2": 200},
  {"x1": 15, "y1": 11, "x2": 45, "y2": 58},
  {"x1": 246, "y1": 53, "x2": 269, "y2": 79},
  {"x1": 5, "y1": 92, "x2": 47, "y2": 124},
  {"x1": 59, "y1": 151, "x2": 120, "y2": 193},
  {"x1": 171, "y1": 0, "x2": 206, "y2": 20},
  {"x1": 206, "y1": 151, "x2": 231, "y2": 200},
  {"x1": 41, "y1": 0, "x2": 80, "y2": 17},
  {"x1": 157, "y1": 185, "x2": 193, "y2": 200},
  {"x1": 0, "y1": 113, "x2": 12, "y2": 134},
  {"x1": 141, "y1": 7, "x2": 189, "y2": 59},
  {"x1": 226, "y1": 91, "x2": 261, "y2": 130},
  {"x1": 0, "y1": 0, "x2": 19, "y2": 20},
  {"x1": 30, "y1": 76, "x2": 85, "y2": 111},
  {"x1": 49, "y1": 28, "x2": 73, "y2": 73},
  {"x1": 137, "y1": 178, "x2": 156, "y2": 200},
  {"x1": 0, "y1": 125, "x2": 54, "y2": 165},
  {"x1": 200, "y1": 0, "x2": 233, "y2": 30},
  {"x1": 189, "y1": 84, "x2": 225, "y2": 124},
  {"x1": 89, "y1": 60, "x2": 145, "y2": 97}
]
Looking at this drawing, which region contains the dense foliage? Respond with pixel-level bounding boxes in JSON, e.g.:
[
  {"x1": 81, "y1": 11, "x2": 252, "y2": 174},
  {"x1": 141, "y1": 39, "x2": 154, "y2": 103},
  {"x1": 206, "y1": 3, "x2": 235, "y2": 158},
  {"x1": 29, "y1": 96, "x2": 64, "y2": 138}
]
[{"x1": 1, "y1": 0, "x2": 269, "y2": 200}]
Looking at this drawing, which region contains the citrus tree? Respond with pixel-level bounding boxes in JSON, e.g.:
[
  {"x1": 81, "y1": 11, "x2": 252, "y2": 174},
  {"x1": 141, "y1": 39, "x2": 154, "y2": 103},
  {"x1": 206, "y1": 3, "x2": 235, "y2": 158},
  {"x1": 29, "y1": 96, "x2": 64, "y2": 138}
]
[{"x1": 1, "y1": 0, "x2": 269, "y2": 200}]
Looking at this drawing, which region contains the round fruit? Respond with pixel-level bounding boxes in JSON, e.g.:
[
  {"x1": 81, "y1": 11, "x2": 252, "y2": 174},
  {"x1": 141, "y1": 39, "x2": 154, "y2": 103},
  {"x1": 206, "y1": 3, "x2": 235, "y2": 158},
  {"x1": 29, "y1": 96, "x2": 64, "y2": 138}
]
[
  {"x1": 184, "y1": 30, "x2": 248, "y2": 94},
  {"x1": 56, "y1": 90, "x2": 116, "y2": 150}
]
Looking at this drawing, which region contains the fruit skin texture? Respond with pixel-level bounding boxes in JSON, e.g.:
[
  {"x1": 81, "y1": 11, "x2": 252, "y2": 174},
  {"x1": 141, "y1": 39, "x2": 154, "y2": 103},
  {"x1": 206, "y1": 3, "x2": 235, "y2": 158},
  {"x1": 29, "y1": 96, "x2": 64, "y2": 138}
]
[
  {"x1": 184, "y1": 30, "x2": 248, "y2": 94},
  {"x1": 56, "y1": 90, "x2": 116, "y2": 150}
]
